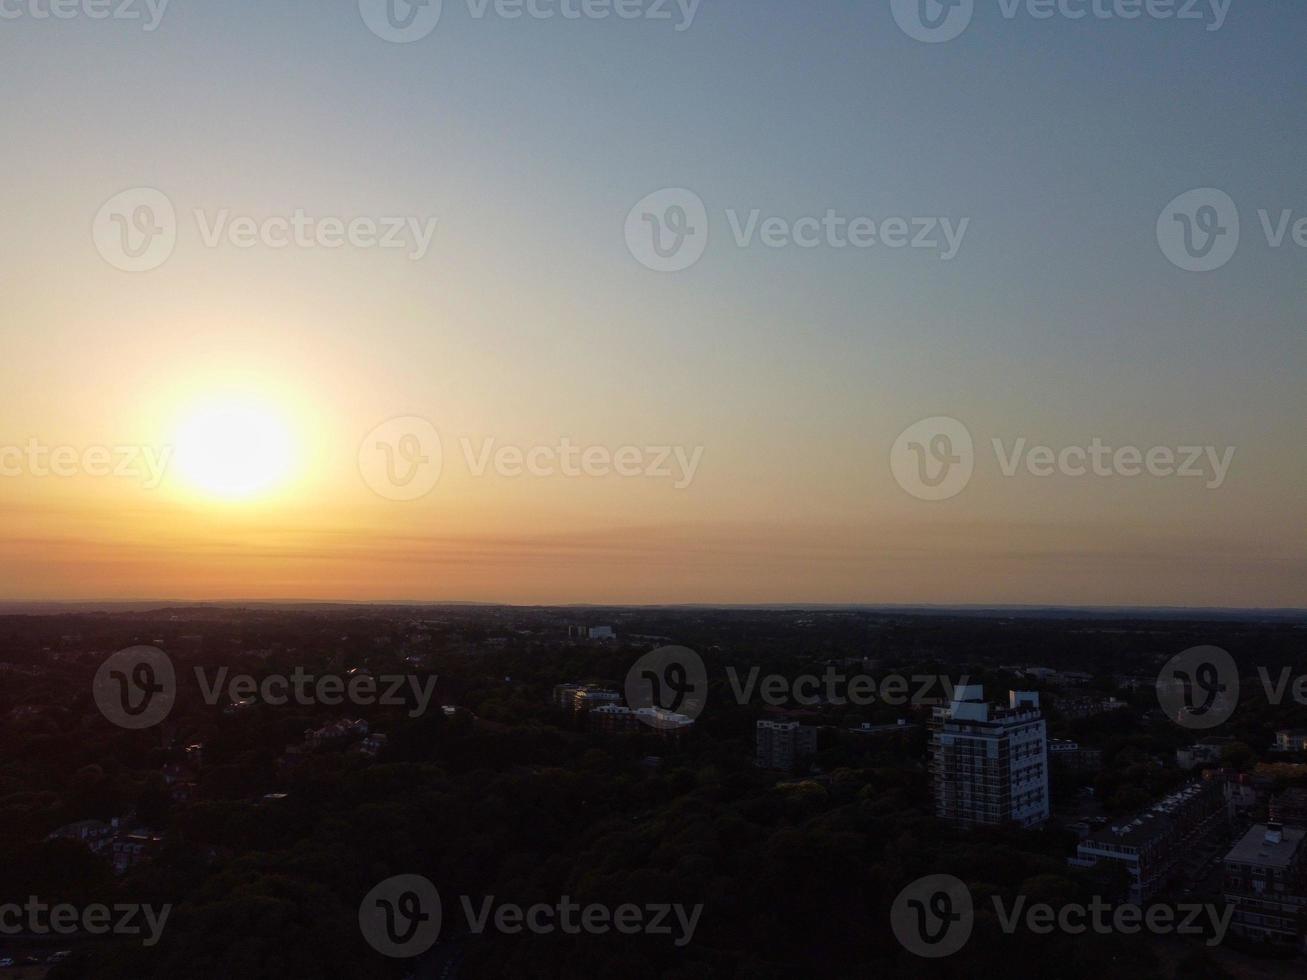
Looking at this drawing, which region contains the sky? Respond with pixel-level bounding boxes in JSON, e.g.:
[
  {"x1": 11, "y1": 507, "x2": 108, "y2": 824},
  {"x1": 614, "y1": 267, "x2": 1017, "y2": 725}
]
[{"x1": 0, "y1": 0, "x2": 1304, "y2": 606}]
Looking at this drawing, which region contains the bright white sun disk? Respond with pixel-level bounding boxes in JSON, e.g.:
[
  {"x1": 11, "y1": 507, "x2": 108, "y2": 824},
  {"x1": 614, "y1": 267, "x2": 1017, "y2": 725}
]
[{"x1": 172, "y1": 400, "x2": 296, "y2": 498}]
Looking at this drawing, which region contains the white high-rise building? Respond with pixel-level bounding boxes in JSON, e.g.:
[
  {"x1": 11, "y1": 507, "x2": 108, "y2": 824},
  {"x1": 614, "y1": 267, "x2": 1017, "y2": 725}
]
[{"x1": 930, "y1": 686, "x2": 1049, "y2": 828}]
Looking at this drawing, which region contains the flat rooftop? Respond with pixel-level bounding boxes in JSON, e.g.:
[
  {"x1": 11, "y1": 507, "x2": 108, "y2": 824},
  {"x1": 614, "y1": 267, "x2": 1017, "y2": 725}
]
[
  {"x1": 1225, "y1": 825, "x2": 1305, "y2": 869},
  {"x1": 1084, "y1": 783, "x2": 1215, "y2": 847}
]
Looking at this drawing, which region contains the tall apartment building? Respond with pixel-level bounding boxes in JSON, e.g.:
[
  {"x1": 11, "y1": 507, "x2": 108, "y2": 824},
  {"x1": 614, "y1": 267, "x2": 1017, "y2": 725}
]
[
  {"x1": 1223, "y1": 823, "x2": 1306, "y2": 952},
  {"x1": 756, "y1": 720, "x2": 818, "y2": 773},
  {"x1": 930, "y1": 687, "x2": 1049, "y2": 829},
  {"x1": 1069, "y1": 780, "x2": 1228, "y2": 903}
]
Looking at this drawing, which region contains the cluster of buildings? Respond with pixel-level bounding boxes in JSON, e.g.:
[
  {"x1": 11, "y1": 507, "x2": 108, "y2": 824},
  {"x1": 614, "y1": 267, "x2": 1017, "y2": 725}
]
[
  {"x1": 566, "y1": 625, "x2": 616, "y2": 642},
  {"x1": 279, "y1": 718, "x2": 386, "y2": 770},
  {"x1": 47, "y1": 818, "x2": 165, "y2": 875},
  {"x1": 552, "y1": 683, "x2": 695, "y2": 738},
  {"x1": 929, "y1": 686, "x2": 1050, "y2": 829},
  {"x1": 923, "y1": 677, "x2": 1307, "y2": 954}
]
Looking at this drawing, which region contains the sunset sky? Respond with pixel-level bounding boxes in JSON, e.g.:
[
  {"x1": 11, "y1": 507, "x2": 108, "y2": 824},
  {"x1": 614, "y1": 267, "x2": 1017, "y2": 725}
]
[{"x1": 1, "y1": 2, "x2": 1304, "y2": 606}]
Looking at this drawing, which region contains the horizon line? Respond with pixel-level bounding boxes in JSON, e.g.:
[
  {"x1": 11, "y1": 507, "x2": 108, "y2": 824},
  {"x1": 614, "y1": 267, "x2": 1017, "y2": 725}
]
[{"x1": 1, "y1": 599, "x2": 1304, "y2": 617}]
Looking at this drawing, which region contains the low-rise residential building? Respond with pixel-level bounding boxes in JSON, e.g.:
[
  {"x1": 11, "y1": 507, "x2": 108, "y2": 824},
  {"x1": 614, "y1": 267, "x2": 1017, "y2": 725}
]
[
  {"x1": 1204, "y1": 769, "x2": 1259, "y2": 817},
  {"x1": 304, "y1": 718, "x2": 369, "y2": 747},
  {"x1": 637, "y1": 706, "x2": 694, "y2": 736},
  {"x1": 589, "y1": 703, "x2": 694, "y2": 737},
  {"x1": 1275, "y1": 730, "x2": 1307, "y2": 753},
  {"x1": 1049, "y1": 739, "x2": 1103, "y2": 772},
  {"x1": 590, "y1": 703, "x2": 642, "y2": 735},
  {"x1": 848, "y1": 719, "x2": 919, "y2": 738},
  {"x1": 553, "y1": 682, "x2": 582, "y2": 709},
  {"x1": 1223, "y1": 823, "x2": 1306, "y2": 952},
  {"x1": 554, "y1": 684, "x2": 623, "y2": 714},
  {"x1": 572, "y1": 686, "x2": 622, "y2": 712},
  {"x1": 1177, "y1": 736, "x2": 1234, "y2": 771},
  {"x1": 1069, "y1": 780, "x2": 1228, "y2": 903},
  {"x1": 1058, "y1": 694, "x2": 1130, "y2": 720},
  {"x1": 111, "y1": 830, "x2": 164, "y2": 875},
  {"x1": 47, "y1": 819, "x2": 116, "y2": 853},
  {"x1": 1270, "y1": 787, "x2": 1307, "y2": 828}
]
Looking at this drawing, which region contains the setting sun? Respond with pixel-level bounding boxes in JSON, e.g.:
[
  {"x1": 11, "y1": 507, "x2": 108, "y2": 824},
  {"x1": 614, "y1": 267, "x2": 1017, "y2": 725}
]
[{"x1": 171, "y1": 396, "x2": 297, "y2": 499}]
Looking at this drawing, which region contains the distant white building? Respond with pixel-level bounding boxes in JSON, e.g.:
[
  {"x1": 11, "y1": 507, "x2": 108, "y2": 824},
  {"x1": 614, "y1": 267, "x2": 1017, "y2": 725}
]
[{"x1": 930, "y1": 687, "x2": 1049, "y2": 829}]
